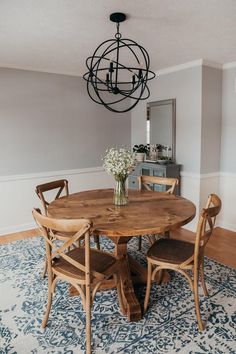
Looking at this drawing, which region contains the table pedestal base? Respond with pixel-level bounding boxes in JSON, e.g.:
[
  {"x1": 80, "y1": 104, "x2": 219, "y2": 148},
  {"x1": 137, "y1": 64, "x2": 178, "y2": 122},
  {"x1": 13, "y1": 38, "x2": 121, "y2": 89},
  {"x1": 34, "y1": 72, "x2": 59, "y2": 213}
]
[{"x1": 117, "y1": 255, "x2": 142, "y2": 321}]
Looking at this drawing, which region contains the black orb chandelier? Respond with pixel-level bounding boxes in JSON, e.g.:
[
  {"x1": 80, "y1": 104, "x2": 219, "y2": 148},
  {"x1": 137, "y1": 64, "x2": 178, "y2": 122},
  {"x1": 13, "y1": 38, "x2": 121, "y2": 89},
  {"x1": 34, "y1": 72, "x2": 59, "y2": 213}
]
[{"x1": 83, "y1": 12, "x2": 156, "y2": 113}]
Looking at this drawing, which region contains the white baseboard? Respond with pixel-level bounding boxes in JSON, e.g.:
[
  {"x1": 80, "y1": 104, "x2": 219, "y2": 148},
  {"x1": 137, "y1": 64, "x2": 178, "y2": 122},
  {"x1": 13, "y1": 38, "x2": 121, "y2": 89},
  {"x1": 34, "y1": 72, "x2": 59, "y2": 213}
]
[
  {"x1": 218, "y1": 222, "x2": 236, "y2": 233},
  {"x1": 0, "y1": 222, "x2": 37, "y2": 236}
]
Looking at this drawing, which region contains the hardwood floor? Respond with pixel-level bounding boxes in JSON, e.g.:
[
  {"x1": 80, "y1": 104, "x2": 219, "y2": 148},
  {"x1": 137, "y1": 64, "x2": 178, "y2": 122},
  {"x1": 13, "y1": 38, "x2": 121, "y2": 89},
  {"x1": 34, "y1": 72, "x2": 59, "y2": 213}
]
[
  {"x1": 0, "y1": 228, "x2": 39, "y2": 244},
  {"x1": 171, "y1": 227, "x2": 236, "y2": 269},
  {"x1": 0, "y1": 227, "x2": 236, "y2": 268}
]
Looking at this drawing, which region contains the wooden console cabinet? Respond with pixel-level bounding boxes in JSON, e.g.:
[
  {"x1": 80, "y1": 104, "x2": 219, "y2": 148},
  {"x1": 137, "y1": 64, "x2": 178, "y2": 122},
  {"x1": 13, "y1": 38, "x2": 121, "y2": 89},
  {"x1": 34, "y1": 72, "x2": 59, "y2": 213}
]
[{"x1": 128, "y1": 161, "x2": 181, "y2": 195}]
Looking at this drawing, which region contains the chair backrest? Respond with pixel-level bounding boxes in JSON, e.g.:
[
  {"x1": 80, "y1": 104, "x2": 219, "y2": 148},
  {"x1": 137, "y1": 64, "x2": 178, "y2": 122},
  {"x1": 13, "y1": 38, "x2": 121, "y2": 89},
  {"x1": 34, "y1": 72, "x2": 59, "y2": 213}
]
[
  {"x1": 138, "y1": 175, "x2": 178, "y2": 194},
  {"x1": 32, "y1": 208, "x2": 104, "y2": 281},
  {"x1": 194, "y1": 193, "x2": 222, "y2": 264},
  {"x1": 35, "y1": 179, "x2": 69, "y2": 215}
]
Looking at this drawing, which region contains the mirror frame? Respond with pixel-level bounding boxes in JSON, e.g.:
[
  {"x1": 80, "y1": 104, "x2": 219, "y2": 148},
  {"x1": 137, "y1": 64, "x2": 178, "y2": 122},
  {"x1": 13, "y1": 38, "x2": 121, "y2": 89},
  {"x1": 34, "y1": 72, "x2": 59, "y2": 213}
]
[{"x1": 147, "y1": 98, "x2": 176, "y2": 162}]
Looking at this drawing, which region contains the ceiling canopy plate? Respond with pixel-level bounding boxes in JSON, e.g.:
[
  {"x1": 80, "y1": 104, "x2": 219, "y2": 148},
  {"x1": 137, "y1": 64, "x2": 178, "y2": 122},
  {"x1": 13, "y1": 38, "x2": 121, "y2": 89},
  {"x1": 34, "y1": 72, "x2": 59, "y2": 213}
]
[{"x1": 110, "y1": 12, "x2": 126, "y2": 23}]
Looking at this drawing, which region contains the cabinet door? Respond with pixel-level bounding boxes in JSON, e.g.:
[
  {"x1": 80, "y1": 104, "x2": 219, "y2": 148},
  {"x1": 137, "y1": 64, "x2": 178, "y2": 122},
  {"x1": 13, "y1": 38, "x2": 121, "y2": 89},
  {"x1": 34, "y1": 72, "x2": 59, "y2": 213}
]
[
  {"x1": 153, "y1": 169, "x2": 165, "y2": 177},
  {"x1": 153, "y1": 169, "x2": 166, "y2": 192},
  {"x1": 141, "y1": 168, "x2": 150, "y2": 176}
]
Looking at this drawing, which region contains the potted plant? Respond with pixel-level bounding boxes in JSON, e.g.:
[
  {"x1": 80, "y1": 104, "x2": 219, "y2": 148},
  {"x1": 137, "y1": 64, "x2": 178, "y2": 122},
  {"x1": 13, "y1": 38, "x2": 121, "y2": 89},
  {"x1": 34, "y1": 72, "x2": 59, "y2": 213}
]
[
  {"x1": 157, "y1": 155, "x2": 172, "y2": 164},
  {"x1": 156, "y1": 144, "x2": 164, "y2": 157},
  {"x1": 133, "y1": 144, "x2": 149, "y2": 162}
]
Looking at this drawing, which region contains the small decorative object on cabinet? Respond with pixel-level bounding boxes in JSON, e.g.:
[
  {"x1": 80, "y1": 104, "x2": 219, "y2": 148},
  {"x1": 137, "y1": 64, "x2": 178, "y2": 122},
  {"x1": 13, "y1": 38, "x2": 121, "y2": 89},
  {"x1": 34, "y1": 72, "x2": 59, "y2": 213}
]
[
  {"x1": 149, "y1": 144, "x2": 157, "y2": 160},
  {"x1": 129, "y1": 161, "x2": 181, "y2": 195}
]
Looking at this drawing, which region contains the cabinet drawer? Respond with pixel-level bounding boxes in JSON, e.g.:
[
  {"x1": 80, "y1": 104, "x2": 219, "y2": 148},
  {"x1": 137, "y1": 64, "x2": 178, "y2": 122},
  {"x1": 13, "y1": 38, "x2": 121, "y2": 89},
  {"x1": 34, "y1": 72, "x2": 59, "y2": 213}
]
[{"x1": 128, "y1": 176, "x2": 138, "y2": 189}]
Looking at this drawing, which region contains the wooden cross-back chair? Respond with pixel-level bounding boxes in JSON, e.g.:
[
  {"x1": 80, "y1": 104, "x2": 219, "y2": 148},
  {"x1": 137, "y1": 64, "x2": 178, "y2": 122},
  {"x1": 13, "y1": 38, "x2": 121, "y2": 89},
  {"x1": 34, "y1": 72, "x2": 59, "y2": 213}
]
[
  {"x1": 137, "y1": 175, "x2": 179, "y2": 250},
  {"x1": 144, "y1": 193, "x2": 222, "y2": 331},
  {"x1": 35, "y1": 179, "x2": 69, "y2": 216},
  {"x1": 32, "y1": 208, "x2": 121, "y2": 354},
  {"x1": 138, "y1": 175, "x2": 178, "y2": 194},
  {"x1": 35, "y1": 179, "x2": 100, "y2": 277}
]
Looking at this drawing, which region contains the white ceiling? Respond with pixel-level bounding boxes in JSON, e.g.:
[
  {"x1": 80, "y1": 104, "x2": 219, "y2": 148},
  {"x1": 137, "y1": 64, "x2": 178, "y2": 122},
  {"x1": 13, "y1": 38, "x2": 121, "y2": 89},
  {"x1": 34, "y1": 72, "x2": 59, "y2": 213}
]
[{"x1": 0, "y1": 0, "x2": 236, "y2": 76}]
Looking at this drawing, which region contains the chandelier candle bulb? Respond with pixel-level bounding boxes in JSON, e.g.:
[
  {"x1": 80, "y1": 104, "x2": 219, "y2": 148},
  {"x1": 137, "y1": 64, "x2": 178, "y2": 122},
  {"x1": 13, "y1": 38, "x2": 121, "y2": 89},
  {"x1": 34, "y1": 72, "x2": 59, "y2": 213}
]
[
  {"x1": 132, "y1": 75, "x2": 136, "y2": 85},
  {"x1": 109, "y1": 61, "x2": 114, "y2": 72}
]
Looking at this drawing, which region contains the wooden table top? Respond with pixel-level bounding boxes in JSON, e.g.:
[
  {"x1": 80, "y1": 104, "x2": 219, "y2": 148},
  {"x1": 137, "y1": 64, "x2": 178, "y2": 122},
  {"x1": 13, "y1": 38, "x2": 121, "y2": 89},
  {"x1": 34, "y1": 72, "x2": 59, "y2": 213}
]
[{"x1": 48, "y1": 188, "x2": 196, "y2": 237}]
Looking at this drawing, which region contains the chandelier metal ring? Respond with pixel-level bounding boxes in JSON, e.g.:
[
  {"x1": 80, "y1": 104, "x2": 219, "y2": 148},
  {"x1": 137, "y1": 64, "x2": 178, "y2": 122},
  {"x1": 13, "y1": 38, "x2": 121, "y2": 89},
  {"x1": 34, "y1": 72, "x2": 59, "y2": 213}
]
[{"x1": 83, "y1": 12, "x2": 156, "y2": 113}]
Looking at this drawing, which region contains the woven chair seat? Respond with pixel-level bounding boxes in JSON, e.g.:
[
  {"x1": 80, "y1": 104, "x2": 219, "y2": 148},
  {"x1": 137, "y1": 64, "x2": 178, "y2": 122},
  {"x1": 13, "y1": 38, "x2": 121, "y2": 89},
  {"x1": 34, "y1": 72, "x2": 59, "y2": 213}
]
[{"x1": 147, "y1": 238, "x2": 194, "y2": 264}]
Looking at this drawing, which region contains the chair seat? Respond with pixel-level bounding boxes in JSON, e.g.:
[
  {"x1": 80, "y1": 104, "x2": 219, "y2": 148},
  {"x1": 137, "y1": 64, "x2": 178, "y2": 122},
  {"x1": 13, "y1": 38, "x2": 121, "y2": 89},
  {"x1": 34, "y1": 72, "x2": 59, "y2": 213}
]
[
  {"x1": 147, "y1": 238, "x2": 194, "y2": 264},
  {"x1": 53, "y1": 248, "x2": 116, "y2": 279}
]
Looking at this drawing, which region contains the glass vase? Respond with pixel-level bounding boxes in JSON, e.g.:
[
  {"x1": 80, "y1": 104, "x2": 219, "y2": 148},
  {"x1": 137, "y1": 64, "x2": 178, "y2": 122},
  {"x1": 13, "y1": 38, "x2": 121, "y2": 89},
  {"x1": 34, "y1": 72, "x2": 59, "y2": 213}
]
[{"x1": 114, "y1": 178, "x2": 128, "y2": 206}]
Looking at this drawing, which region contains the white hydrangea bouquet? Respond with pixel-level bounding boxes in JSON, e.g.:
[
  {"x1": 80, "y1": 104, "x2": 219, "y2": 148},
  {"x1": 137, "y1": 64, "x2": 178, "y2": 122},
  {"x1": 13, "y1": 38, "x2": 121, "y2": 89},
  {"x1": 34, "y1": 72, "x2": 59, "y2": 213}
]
[{"x1": 103, "y1": 148, "x2": 136, "y2": 205}]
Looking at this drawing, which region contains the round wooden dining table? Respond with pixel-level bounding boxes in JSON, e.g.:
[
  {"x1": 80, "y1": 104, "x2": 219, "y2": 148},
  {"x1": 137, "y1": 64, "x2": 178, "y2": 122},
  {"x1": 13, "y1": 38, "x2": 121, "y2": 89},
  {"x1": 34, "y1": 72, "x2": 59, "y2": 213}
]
[{"x1": 48, "y1": 188, "x2": 196, "y2": 322}]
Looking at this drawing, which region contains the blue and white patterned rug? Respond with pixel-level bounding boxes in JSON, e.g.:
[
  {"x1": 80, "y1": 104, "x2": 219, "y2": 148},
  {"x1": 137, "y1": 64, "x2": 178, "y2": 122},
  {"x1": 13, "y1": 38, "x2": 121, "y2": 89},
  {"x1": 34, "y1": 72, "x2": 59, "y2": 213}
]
[{"x1": 0, "y1": 235, "x2": 236, "y2": 354}]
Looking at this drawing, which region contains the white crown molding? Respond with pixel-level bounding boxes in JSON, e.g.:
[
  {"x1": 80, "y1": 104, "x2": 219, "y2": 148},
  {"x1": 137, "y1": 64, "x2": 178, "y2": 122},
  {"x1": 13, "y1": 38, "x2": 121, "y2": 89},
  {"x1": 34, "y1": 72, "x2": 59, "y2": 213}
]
[
  {"x1": 222, "y1": 61, "x2": 236, "y2": 70},
  {"x1": 156, "y1": 59, "x2": 203, "y2": 76},
  {"x1": 156, "y1": 59, "x2": 223, "y2": 76},
  {"x1": 2, "y1": 58, "x2": 234, "y2": 78},
  {"x1": 0, "y1": 64, "x2": 81, "y2": 78},
  {"x1": 0, "y1": 166, "x2": 104, "y2": 183},
  {"x1": 202, "y1": 60, "x2": 222, "y2": 69}
]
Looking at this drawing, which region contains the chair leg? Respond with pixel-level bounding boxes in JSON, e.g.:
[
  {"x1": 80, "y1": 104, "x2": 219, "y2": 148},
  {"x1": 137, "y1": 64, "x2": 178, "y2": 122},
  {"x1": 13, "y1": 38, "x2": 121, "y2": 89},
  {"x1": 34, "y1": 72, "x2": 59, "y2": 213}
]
[
  {"x1": 144, "y1": 261, "x2": 152, "y2": 313},
  {"x1": 42, "y1": 273, "x2": 54, "y2": 328},
  {"x1": 200, "y1": 259, "x2": 209, "y2": 296},
  {"x1": 193, "y1": 269, "x2": 204, "y2": 331},
  {"x1": 94, "y1": 235, "x2": 100, "y2": 250},
  {"x1": 164, "y1": 231, "x2": 170, "y2": 238},
  {"x1": 156, "y1": 269, "x2": 163, "y2": 285},
  {"x1": 85, "y1": 285, "x2": 92, "y2": 354},
  {"x1": 138, "y1": 236, "x2": 142, "y2": 251},
  {"x1": 147, "y1": 234, "x2": 161, "y2": 245},
  {"x1": 42, "y1": 258, "x2": 48, "y2": 278}
]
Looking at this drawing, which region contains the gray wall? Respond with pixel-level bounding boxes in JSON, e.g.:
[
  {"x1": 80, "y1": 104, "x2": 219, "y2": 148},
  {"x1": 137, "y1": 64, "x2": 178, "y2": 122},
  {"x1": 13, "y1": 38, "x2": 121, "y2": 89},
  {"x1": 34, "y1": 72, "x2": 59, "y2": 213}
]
[
  {"x1": 131, "y1": 66, "x2": 202, "y2": 173},
  {"x1": 0, "y1": 68, "x2": 131, "y2": 175},
  {"x1": 201, "y1": 66, "x2": 222, "y2": 173},
  {"x1": 221, "y1": 67, "x2": 236, "y2": 173}
]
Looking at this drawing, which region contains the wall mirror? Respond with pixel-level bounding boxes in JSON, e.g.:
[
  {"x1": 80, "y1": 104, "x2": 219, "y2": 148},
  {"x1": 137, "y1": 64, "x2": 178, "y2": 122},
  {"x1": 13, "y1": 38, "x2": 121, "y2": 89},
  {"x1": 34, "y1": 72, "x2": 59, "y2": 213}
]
[{"x1": 146, "y1": 98, "x2": 176, "y2": 161}]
